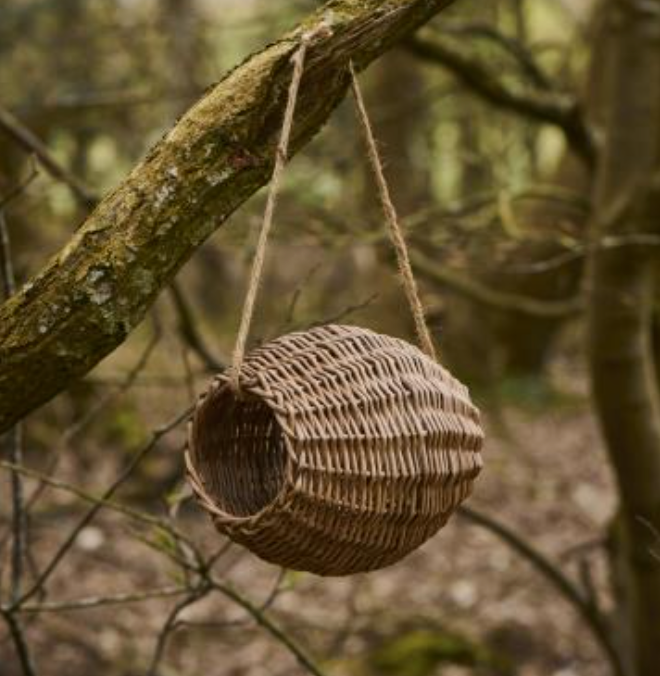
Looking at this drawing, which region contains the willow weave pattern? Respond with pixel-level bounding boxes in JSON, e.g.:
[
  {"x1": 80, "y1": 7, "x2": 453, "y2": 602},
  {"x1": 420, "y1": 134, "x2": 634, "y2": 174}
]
[{"x1": 186, "y1": 324, "x2": 484, "y2": 576}]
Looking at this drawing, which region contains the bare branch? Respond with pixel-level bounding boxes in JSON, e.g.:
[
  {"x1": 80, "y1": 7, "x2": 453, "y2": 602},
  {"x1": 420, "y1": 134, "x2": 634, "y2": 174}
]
[
  {"x1": 9, "y1": 406, "x2": 192, "y2": 609},
  {"x1": 0, "y1": 326, "x2": 162, "y2": 565},
  {"x1": 410, "y1": 247, "x2": 583, "y2": 318},
  {"x1": 637, "y1": 516, "x2": 660, "y2": 564},
  {"x1": 406, "y1": 35, "x2": 595, "y2": 165},
  {"x1": 458, "y1": 506, "x2": 625, "y2": 676},
  {"x1": 0, "y1": 460, "x2": 184, "y2": 542},
  {"x1": 211, "y1": 578, "x2": 327, "y2": 676},
  {"x1": 147, "y1": 587, "x2": 210, "y2": 676},
  {"x1": 0, "y1": 211, "x2": 17, "y2": 299},
  {"x1": 0, "y1": 104, "x2": 97, "y2": 209},
  {"x1": 0, "y1": 158, "x2": 39, "y2": 211},
  {"x1": 169, "y1": 280, "x2": 225, "y2": 371},
  {"x1": 17, "y1": 586, "x2": 189, "y2": 615},
  {"x1": 1, "y1": 609, "x2": 38, "y2": 676},
  {"x1": 436, "y1": 21, "x2": 554, "y2": 90},
  {"x1": 1, "y1": 210, "x2": 29, "y2": 619},
  {"x1": 2, "y1": 425, "x2": 26, "y2": 604},
  {"x1": 0, "y1": 207, "x2": 36, "y2": 676},
  {"x1": 308, "y1": 293, "x2": 379, "y2": 328}
]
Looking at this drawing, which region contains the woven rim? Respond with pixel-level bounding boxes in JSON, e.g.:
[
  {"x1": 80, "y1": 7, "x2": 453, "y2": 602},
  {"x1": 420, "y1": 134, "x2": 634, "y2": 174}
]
[{"x1": 186, "y1": 378, "x2": 298, "y2": 527}]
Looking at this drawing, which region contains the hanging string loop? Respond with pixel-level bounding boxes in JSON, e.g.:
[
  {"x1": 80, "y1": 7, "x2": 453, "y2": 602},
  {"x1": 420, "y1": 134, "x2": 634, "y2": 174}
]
[{"x1": 230, "y1": 38, "x2": 437, "y2": 395}]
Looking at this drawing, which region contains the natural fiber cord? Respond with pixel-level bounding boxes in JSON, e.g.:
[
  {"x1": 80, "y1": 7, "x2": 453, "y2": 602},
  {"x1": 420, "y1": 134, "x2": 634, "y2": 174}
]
[
  {"x1": 349, "y1": 62, "x2": 437, "y2": 361},
  {"x1": 230, "y1": 44, "x2": 437, "y2": 392},
  {"x1": 230, "y1": 31, "x2": 315, "y2": 392}
]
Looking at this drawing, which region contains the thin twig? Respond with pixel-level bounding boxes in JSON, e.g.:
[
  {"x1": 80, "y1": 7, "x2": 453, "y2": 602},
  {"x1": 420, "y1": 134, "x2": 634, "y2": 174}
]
[
  {"x1": 169, "y1": 280, "x2": 225, "y2": 372},
  {"x1": 0, "y1": 104, "x2": 97, "y2": 208},
  {"x1": 0, "y1": 329, "x2": 162, "y2": 559},
  {"x1": 260, "y1": 567, "x2": 288, "y2": 613},
  {"x1": 411, "y1": 247, "x2": 582, "y2": 317},
  {"x1": 0, "y1": 157, "x2": 39, "y2": 211},
  {"x1": 436, "y1": 21, "x2": 553, "y2": 90},
  {"x1": 0, "y1": 209, "x2": 36, "y2": 676},
  {"x1": 560, "y1": 536, "x2": 607, "y2": 561},
  {"x1": 307, "y1": 293, "x2": 379, "y2": 328},
  {"x1": 5, "y1": 426, "x2": 26, "y2": 604},
  {"x1": 61, "y1": 328, "x2": 162, "y2": 444},
  {"x1": 17, "y1": 586, "x2": 189, "y2": 614},
  {"x1": 0, "y1": 210, "x2": 27, "y2": 607},
  {"x1": 636, "y1": 516, "x2": 660, "y2": 563},
  {"x1": 277, "y1": 262, "x2": 324, "y2": 334},
  {"x1": 177, "y1": 567, "x2": 288, "y2": 633},
  {"x1": 406, "y1": 35, "x2": 595, "y2": 165},
  {"x1": 458, "y1": 505, "x2": 626, "y2": 676},
  {"x1": 129, "y1": 528, "x2": 199, "y2": 575},
  {"x1": 1, "y1": 610, "x2": 37, "y2": 676},
  {"x1": 10, "y1": 406, "x2": 192, "y2": 609},
  {"x1": 82, "y1": 374, "x2": 206, "y2": 388},
  {"x1": 204, "y1": 540, "x2": 234, "y2": 572},
  {"x1": 210, "y1": 577, "x2": 327, "y2": 676},
  {"x1": 0, "y1": 460, "x2": 188, "y2": 544},
  {"x1": 147, "y1": 586, "x2": 210, "y2": 676},
  {"x1": 0, "y1": 211, "x2": 17, "y2": 299}
]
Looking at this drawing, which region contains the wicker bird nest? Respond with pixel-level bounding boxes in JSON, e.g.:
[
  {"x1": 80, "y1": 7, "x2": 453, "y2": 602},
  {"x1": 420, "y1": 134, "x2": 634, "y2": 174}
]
[{"x1": 185, "y1": 324, "x2": 483, "y2": 576}]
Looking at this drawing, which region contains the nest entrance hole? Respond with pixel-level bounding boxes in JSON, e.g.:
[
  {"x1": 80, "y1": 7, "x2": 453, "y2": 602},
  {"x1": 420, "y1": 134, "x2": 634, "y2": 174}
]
[{"x1": 194, "y1": 385, "x2": 288, "y2": 518}]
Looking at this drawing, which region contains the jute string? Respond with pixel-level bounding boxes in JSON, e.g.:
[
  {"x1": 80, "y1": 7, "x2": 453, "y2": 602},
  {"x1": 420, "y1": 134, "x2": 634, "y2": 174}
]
[
  {"x1": 230, "y1": 44, "x2": 437, "y2": 392},
  {"x1": 349, "y1": 61, "x2": 437, "y2": 361},
  {"x1": 229, "y1": 34, "x2": 313, "y2": 391}
]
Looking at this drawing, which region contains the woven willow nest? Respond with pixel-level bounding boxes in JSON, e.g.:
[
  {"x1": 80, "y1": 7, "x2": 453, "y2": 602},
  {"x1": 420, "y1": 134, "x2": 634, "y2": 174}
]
[{"x1": 185, "y1": 324, "x2": 483, "y2": 576}]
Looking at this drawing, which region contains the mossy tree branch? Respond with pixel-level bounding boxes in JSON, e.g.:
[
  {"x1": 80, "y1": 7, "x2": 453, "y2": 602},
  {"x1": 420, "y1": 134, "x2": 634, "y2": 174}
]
[{"x1": 0, "y1": 0, "x2": 459, "y2": 434}]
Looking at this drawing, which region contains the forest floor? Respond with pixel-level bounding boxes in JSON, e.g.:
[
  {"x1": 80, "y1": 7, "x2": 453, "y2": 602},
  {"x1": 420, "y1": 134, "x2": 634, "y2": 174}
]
[{"x1": 0, "y1": 350, "x2": 617, "y2": 676}]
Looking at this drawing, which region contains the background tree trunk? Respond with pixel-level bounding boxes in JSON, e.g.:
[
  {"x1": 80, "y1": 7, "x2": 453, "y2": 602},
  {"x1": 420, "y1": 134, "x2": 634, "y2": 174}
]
[{"x1": 587, "y1": 1, "x2": 660, "y2": 674}]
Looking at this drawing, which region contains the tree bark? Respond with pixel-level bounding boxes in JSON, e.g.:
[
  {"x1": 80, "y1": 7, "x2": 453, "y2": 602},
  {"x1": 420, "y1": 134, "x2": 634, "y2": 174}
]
[
  {"x1": 0, "y1": 0, "x2": 459, "y2": 434},
  {"x1": 587, "y1": 2, "x2": 660, "y2": 674}
]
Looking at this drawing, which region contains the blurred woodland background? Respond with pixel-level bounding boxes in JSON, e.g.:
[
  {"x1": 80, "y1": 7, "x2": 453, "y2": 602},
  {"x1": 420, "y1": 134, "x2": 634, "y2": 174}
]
[{"x1": 1, "y1": 0, "x2": 659, "y2": 675}]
